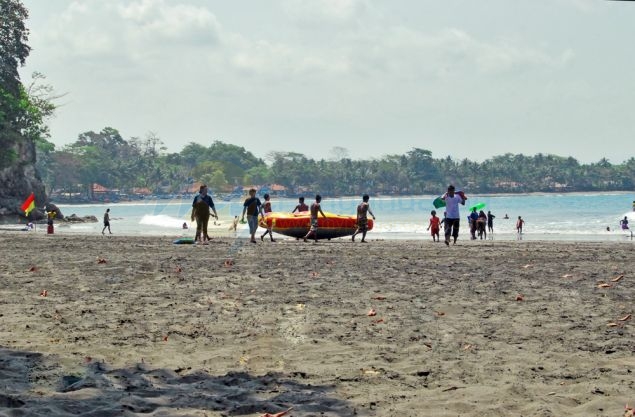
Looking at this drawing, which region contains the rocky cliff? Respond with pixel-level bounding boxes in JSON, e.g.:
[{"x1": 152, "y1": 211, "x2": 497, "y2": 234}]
[{"x1": 0, "y1": 139, "x2": 47, "y2": 219}]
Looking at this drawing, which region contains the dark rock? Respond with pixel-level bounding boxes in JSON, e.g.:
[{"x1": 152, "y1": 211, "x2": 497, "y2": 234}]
[
  {"x1": 63, "y1": 214, "x2": 98, "y2": 223},
  {"x1": 0, "y1": 140, "x2": 47, "y2": 218}
]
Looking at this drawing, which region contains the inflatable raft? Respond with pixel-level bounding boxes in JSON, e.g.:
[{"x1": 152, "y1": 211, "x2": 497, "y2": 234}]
[{"x1": 260, "y1": 211, "x2": 373, "y2": 240}]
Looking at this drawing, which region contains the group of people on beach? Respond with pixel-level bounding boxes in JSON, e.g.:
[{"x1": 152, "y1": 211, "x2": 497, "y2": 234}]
[
  {"x1": 189, "y1": 184, "x2": 376, "y2": 244},
  {"x1": 158, "y1": 183, "x2": 633, "y2": 244},
  {"x1": 425, "y1": 185, "x2": 529, "y2": 244},
  {"x1": 238, "y1": 189, "x2": 375, "y2": 244}
]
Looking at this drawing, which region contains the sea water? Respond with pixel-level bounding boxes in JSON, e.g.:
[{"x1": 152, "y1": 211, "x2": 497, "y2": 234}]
[{"x1": 49, "y1": 192, "x2": 635, "y2": 242}]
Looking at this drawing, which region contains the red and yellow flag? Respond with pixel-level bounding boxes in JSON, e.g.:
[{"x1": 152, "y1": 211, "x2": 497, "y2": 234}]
[{"x1": 21, "y1": 192, "x2": 35, "y2": 216}]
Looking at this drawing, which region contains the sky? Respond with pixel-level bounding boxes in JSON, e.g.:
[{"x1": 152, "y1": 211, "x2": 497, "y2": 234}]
[{"x1": 18, "y1": 0, "x2": 635, "y2": 164}]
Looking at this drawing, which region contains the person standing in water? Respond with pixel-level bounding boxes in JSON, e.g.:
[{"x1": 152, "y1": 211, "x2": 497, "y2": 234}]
[
  {"x1": 516, "y1": 216, "x2": 525, "y2": 234},
  {"x1": 620, "y1": 216, "x2": 630, "y2": 231},
  {"x1": 352, "y1": 194, "x2": 376, "y2": 243},
  {"x1": 487, "y1": 211, "x2": 495, "y2": 234}
]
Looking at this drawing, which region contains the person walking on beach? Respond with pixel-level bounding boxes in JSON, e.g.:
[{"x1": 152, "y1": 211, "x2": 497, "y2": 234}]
[
  {"x1": 292, "y1": 196, "x2": 309, "y2": 213},
  {"x1": 487, "y1": 211, "x2": 495, "y2": 234},
  {"x1": 260, "y1": 193, "x2": 276, "y2": 242},
  {"x1": 352, "y1": 194, "x2": 376, "y2": 243},
  {"x1": 102, "y1": 208, "x2": 112, "y2": 235},
  {"x1": 241, "y1": 188, "x2": 264, "y2": 244},
  {"x1": 191, "y1": 184, "x2": 218, "y2": 244},
  {"x1": 441, "y1": 185, "x2": 466, "y2": 246},
  {"x1": 516, "y1": 216, "x2": 525, "y2": 234},
  {"x1": 303, "y1": 194, "x2": 326, "y2": 242},
  {"x1": 426, "y1": 210, "x2": 441, "y2": 242}
]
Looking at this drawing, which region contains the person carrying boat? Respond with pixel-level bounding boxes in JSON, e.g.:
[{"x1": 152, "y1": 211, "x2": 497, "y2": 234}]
[
  {"x1": 292, "y1": 196, "x2": 309, "y2": 213},
  {"x1": 352, "y1": 194, "x2": 376, "y2": 243},
  {"x1": 303, "y1": 194, "x2": 326, "y2": 242}
]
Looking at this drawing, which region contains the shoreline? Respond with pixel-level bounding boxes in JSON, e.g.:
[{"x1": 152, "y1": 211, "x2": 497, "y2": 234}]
[
  {"x1": 1, "y1": 235, "x2": 633, "y2": 416},
  {"x1": 1, "y1": 228, "x2": 633, "y2": 243}
]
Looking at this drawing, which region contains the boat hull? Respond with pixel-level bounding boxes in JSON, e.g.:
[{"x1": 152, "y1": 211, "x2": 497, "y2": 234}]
[{"x1": 260, "y1": 212, "x2": 373, "y2": 240}]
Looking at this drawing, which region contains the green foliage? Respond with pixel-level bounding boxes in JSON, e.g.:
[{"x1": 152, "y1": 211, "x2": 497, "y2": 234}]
[
  {"x1": 0, "y1": 0, "x2": 30, "y2": 95},
  {"x1": 1, "y1": 1, "x2": 58, "y2": 172},
  {"x1": 34, "y1": 127, "x2": 634, "y2": 199}
]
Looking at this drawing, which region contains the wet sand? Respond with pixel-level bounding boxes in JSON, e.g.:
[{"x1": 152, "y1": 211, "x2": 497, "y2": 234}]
[{"x1": 0, "y1": 233, "x2": 633, "y2": 416}]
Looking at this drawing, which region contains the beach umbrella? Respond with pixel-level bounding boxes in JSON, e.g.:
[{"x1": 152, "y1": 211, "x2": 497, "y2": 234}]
[{"x1": 468, "y1": 202, "x2": 486, "y2": 212}]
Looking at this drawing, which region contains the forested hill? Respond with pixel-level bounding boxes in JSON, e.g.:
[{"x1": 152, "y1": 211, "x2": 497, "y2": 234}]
[{"x1": 35, "y1": 129, "x2": 635, "y2": 199}]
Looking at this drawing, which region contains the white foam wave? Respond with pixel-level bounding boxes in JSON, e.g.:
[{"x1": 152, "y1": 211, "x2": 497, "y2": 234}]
[{"x1": 139, "y1": 214, "x2": 187, "y2": 228}]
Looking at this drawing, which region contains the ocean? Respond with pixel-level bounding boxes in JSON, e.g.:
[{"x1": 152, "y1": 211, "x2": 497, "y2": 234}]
[{"x1": 35, "y1": 192, "x2": 635, "y2": 242}]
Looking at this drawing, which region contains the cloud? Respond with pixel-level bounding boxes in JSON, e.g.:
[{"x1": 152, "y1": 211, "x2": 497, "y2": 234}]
[
  {"x1": 117, "y1": 0, "x2": 220, "y2": 45},
  {"x1": 282, "y1": 0, "x2": 369, "y2": 25},
  {"x1": 343, "y1": 27, "x2": 574, "y2": 81},
  {"x1": 39, "y1": 0, "x2": 220, "y2": 62},
  {"x1": 555, "y1": 0, "x2": 599, "y2": 13}
]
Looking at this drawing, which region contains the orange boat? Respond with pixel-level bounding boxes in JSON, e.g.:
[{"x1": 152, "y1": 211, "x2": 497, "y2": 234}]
[{"x1": 259, "y1": 211, "x2": 373, "y2": 240}]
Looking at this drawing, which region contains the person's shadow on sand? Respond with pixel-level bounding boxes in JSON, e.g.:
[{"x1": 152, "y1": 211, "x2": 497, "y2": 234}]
[{"x1": 0, "y1": 347, "x2": 358, "y2": 416}]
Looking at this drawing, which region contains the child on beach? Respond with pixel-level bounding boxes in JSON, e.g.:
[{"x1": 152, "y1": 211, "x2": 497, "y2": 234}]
[
  {"x1": 426, "y1": 210, "x2": 440, "y2": 242},
  {"x1": 260, "y1": 193, "x2": 276, "y2": 242},
  {"x1": 516, "y1": 216, "x2": 525, "y2": 234},
  {"x1": 620, "y1": 216, "x2": 629, "y2": 230},
  {"x1": 228, "y1": 216, "x2": 239, "y2": 231}
]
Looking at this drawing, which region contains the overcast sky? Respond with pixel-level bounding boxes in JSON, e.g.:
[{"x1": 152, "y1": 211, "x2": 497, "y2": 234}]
[{"x1": 19, "y1": 0, "x2": 635, "y2": 163}]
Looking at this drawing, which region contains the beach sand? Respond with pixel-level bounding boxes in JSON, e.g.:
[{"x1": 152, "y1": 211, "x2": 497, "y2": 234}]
[{"x1": 0, "y1": 233, "x2": 633, "y2": 416}]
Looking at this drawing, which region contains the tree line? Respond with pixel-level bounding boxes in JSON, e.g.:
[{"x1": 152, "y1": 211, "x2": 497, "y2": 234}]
[{"x1": 35, "y1": 127, "x2": 635, "y2": 199}]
